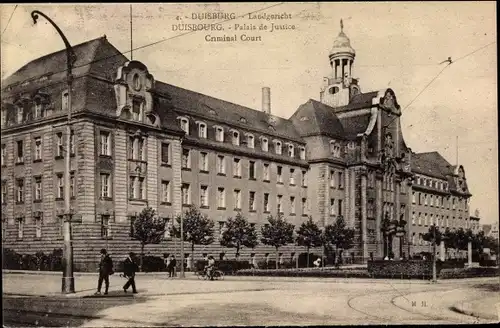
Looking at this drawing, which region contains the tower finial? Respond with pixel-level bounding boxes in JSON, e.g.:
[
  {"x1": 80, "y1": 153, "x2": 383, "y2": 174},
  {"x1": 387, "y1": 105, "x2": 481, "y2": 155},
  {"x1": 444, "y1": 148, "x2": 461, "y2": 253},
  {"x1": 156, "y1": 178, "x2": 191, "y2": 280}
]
[{"x1": 340, "y1": 19, "x2": 344, "y2": 32}]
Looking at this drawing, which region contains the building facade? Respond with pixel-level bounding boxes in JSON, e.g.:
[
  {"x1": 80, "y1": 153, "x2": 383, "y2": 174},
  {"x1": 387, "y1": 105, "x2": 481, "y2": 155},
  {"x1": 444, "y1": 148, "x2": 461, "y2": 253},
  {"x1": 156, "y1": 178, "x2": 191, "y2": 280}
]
[{"x1": 1, "y1": 22, "x2": 473, "y2": 269}]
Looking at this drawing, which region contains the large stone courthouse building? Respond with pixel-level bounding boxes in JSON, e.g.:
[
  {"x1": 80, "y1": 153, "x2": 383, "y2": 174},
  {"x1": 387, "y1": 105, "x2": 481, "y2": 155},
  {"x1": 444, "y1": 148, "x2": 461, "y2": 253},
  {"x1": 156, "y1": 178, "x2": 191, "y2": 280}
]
[{"x1": 1, "y1": 22, "x2": 473, "y2": 269}]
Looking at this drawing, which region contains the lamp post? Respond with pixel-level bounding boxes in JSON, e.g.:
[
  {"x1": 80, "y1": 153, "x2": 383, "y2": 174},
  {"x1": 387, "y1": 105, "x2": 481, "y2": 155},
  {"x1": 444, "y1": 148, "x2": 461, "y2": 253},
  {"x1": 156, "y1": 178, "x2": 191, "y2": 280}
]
[
  {"x1": 31, "y1": 10, "x2": 77, "y2": 294},
  {"x1": 180, "y1": 218, "x2": 185, "y2": 278},
  {"x1": 432, "y1": 224, "x2": 437, "y2": 283}
]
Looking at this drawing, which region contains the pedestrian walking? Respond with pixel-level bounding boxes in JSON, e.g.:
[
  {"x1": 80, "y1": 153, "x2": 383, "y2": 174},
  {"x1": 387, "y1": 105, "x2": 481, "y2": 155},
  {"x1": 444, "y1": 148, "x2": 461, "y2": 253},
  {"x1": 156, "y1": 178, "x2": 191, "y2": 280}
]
[
  {"x1": 95, "y1": 249, "x2": 113, "y2": 295},
  {"x1": 122, "y1": 252, "x2": 138, "y2": 294},
  {"x1": 168, "y1": 255, "x2": 177, "y2": 278}
]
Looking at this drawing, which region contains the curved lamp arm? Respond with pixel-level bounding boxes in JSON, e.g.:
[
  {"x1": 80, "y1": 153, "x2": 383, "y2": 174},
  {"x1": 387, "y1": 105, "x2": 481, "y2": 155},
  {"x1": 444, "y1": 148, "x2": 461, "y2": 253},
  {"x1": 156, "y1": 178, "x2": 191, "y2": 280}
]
[{"x1": 31, "y1": 10, "x2": 77, "y2": 75}]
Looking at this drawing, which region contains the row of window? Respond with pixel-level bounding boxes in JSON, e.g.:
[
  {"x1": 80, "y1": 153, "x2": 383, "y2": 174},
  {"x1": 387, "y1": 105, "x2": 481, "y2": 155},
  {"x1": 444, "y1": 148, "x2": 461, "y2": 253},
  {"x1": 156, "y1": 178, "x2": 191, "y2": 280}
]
[
  {"x1": 328, "y1": 170, "x2": 345, "y2": 189},
  {"x1": 412, "y1": 192, "x2": 468, "y2": 211},
  {"x1": 411, "y1": 211, "x2": 467, "y2": 228},
  {"x1": 1, "y1": 132, "x2": 75, "y2": 166},
  {"x1": 177, "y1": 117, "x2": 306, "y2": 159},
  {"x1": 178, "y1": 148, "x2": 308, "y2": 185},
  {"x1": 179, "y1": 183, "x2": 309, "y2": 215},
  {"x1": 2, "y1": 173, "x2": 77, "y2": 204},
  {"x1": 415, "y1": 175, "x2": 448, "y2": 191}
]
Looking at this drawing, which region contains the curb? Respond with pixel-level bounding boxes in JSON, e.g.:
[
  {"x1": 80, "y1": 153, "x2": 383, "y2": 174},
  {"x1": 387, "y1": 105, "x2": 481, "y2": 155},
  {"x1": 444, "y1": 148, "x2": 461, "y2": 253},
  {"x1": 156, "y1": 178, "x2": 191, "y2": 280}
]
[
  {"x1": 2, "y1": 269, "x2": 198, "y2": 277},
  {"x1": 450, "y1": 304, "x2": 499, "y2": 321}
]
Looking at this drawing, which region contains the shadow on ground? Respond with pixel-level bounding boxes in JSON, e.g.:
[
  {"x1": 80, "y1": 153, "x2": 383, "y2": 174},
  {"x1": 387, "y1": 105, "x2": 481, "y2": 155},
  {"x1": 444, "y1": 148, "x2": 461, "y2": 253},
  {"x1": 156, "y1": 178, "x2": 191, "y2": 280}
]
[{"x1": 3, "y1": 291, "x2": 148, "y2": 327}]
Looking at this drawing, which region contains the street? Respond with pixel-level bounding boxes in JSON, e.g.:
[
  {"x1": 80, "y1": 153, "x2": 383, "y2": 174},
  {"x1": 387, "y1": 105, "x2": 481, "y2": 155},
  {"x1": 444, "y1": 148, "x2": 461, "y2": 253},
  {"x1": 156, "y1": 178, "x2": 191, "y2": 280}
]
[{"x1": 2, "y1": 273, "x2": 499, "y2": 326}]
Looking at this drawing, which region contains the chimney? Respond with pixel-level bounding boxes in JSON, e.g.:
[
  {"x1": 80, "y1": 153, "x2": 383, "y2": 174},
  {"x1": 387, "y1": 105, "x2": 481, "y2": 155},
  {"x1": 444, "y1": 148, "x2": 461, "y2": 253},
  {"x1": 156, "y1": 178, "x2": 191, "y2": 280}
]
[{"x1": 262, "y1": 87, "x2": 271, "y2": 114}]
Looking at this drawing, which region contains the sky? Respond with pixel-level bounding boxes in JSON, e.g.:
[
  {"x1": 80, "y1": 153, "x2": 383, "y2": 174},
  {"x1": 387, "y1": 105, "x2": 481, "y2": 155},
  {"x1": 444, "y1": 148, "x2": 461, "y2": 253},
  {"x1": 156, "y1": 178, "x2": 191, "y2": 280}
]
[{"x1": 0, "y1": 2, "x2": 497, "y2": 224}]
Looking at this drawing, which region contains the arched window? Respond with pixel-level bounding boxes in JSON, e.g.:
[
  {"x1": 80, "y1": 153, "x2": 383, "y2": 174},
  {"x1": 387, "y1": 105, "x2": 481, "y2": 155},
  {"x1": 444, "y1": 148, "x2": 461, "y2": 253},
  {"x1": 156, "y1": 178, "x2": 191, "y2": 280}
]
[
  {"x1": 299, "y1": 146, "x2": 306, "y2": 160},
  {"x1": 246, "y1": 134, "x2": 254, "y2": 148},
  {"x1": 274, "y1": 140, "x2": 282, "y2": 155},
  {"x1": 197, "y1": 121, "x2": 207, "y2": 139},
  {"x1": 231, "y1": 130, "x2": 239, "y2": 146},
  {"x1": 61, "y1": 91, "x2": 69, "y2": 111},
  {"x1": 261, "y1": 137, "x2": 268, "y2": 152},
  {"x1": 177, "y1": 116, "x2": 189, "y2": 135},
  {"x1": 287, "y1": 143, "x2": 295, "y2": 157},
  {"x1": 214, "y1": 125, "x2": 224, "y2": 142}
]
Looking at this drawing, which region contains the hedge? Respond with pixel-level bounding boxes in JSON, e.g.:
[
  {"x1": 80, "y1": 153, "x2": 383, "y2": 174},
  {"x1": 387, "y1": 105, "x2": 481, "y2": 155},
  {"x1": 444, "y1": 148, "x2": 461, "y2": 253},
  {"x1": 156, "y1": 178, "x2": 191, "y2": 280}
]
[
  {"x1": 2, "y1": 248, "x2": 63, "y2": 271},
  {"x1": 235, "y1": 268, "x2": 370, "y2": 278},
  {"x1": 439, "y1": 267, "x2": 500, "y2": 279},
  {"x1": 195, "y1": 260, "x2": 252, "y2": 274}
]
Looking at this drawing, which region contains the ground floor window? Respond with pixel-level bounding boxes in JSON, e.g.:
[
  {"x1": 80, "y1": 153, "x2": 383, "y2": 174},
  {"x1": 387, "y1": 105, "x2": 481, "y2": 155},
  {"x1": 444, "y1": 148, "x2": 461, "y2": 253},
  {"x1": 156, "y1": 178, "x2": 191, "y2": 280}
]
[{"x1": 101, "y1": 215, "x2": 111, "y2": 238}]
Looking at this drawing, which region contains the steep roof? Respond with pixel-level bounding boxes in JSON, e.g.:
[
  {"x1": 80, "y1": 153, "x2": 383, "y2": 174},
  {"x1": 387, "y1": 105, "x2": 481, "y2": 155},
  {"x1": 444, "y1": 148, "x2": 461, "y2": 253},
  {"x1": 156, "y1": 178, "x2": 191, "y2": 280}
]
[
  {"x1": 290, "y1": 99, "x2": 345, "y2": 139},
  {"x1": 334, "y1": 91, "x2": 379, "y2": 112},
  {"x1": 155, "y1": 81, "x2": 304, "y2": 143},
  {"x1": 2, "y1": 36, "x2": 126, "y2": 90},
  {"x1": 338, "y1": 113, "x2": 372, "y2": 140},
  {"x1": 411, "y1": 151, "x2": 453, "y2": 179}
]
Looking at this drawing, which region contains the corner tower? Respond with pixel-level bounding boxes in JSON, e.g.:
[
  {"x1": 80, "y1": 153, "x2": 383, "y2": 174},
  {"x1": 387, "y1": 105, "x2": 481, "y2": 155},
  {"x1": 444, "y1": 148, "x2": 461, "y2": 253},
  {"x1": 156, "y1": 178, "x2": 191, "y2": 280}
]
[{"x1": 320, "y1": 20, "x2": 361, "y2": 108}]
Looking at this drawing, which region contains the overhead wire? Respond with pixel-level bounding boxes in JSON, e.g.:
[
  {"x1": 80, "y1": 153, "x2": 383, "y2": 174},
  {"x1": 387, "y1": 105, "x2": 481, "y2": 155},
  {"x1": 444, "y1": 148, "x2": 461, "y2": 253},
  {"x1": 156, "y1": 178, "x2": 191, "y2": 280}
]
[{"x1": 1, "y1": 4, "x2": 18, "y2": 36}]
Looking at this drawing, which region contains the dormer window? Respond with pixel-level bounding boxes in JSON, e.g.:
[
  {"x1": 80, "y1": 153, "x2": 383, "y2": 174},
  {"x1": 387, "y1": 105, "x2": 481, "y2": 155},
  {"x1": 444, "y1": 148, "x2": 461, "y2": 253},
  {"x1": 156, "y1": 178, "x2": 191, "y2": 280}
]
[
  {"x1": 1, "y1": 108, "x2": 6, "y2": 127},
  {"x1": 287, "y1": 144, "x2": 295, "y2": 158},
  {"x1": 274, "y1": 140, "x2": 282, "y2": 155},
  {"x1": 299, "y1": 146, "x2": 306, "y2": 160},
  {"x1": 330, "y1": 141, "x2": 341, "y2": 157},
  {"x1": 246, "y1": 134, "x2": 254, "y2": 148},
  {"x1": 197, "y1": 122, "x2": 207, "y2": 139},
  {"x1": 261, "y1": 137, "x2": 269, "y2": 152},
  {"x1": 132, "y1": 98, "x2": 144, "y2": 121},
  {"x1": 232, "y1": 130, "x2": 239, "y2": 146},
  {"x1": 17, "y1": 105, "x2": 23, "y2": 124},
  {"x1": 61, "y1": 91, "x2": 69, "y2": 111},
  {"x1": 178, "y1": 117, "x2": 189, "y2": 135},
  {"x1": 214, "y1": 126, "x2": 224, "y2": 142},
  {"x1": 34, "y1": 99, "x2": 43, "y2": 119}
]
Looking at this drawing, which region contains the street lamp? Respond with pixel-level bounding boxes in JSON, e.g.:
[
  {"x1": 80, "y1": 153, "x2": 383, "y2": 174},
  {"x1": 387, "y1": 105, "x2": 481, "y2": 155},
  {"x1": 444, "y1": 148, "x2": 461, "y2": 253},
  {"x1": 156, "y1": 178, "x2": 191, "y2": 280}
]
[
  {"x1": 432, "y1": 224, "x2": 437, "y2": 283},
  {"x1": 31, "y1": 10, "x2": 77, "y2": 294}
]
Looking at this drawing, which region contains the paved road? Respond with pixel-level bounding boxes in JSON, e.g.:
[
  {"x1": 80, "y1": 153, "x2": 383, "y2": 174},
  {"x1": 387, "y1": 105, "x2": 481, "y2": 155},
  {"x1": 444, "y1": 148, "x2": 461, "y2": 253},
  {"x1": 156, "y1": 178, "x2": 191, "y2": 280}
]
[{"x1": 3, "y1": 273, "x2": 499, "y2": 326}]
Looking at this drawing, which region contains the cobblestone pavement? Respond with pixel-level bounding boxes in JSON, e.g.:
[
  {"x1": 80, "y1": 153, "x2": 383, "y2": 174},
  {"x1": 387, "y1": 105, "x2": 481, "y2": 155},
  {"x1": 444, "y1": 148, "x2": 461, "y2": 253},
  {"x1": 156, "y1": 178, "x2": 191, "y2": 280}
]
[{"x1": 3, "y1": 273, "x2": 499, "y2": 326}]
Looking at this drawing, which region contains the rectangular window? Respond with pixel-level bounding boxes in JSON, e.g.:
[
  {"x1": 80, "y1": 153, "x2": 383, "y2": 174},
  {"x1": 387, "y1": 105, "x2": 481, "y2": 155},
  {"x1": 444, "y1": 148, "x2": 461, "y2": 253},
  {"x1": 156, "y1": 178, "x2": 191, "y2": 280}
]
[
  {"x1": 277, "y1": 195, "x2": 283, "y2": 214},
  {"x1": 138, "y1": 177, "x2": 145, "y2": 199},
  {"x1": 100, "y1": 131, "x2": 111, "y2": 156},
  {"x1": 56, "y1": 133, "x2": 63, "y2": 157},
  {"x1": 161, "y1": 142, "x2": 169, "y2": 165},
  {"x1": 217, "y1": 155, "x2": 225, "y2": 174},
  {"x1": 249, "y1": 161, "x2": 255, "y2": 179},
  {"x1": 232, "y1": 131, "x2": 239, "y2": 146},
  {"x1": 1, "y1": 144, "x2": 5, "y2": 166},
  {"x1": 233, "y1": 158, "x2": 241, "y2": 177},
  {"x1": 302, "y1": 170, "x2": 307, "y2": 187},
  {"x1": 182, "y1": 183, "x2": 190, "y2": 205},
  {"x1": 277, "y1": 166, "x2": 283, "y2": 183},
  {"x1": 290, "y1": 196, "x2": 296, "y2": 214},
  {"x1": 35, "y1": 217, "x2": 42, "y2": 238},
  {"x1": 161, "y1": 180, "x2": 170, "y2": 203},
  {"x1": 132, "y1": 99, "x2": 143, "y2": 121},
  {"x1": 264, "y1": 193, "x2": 270, "y2": 212},
  {"x1": 1, "y1": 181, "x2": 7, "y2": 204},
  {"x1": 247, "y1": 135, "x2": 254, "y2": 148},
  {"x1": 330, "y1": 198, "x2": 336, "y2": 216},
  {"x1": 69, "y1": 130, "x2": 75, "y2": 155},
  {"x1": 129, "y1": 216, "x2": 136, "y2": 237},
  {"x1": 182, "y1": 149, "x2": 191, "y2": 168},
  {"x1": 100, "y1": 173, "x2": 110, "y2": 198},
  {"x1": 17, "y1": 106, "x2": 23, "y2": 123},
  {"x1": 263, "y1": 163, "x2": 270, "y2": 181},
  {"x1": 34, "y1": 137, "x2": 42, "y2": 161},
  {"x1": 338, "y1": 199, "x2": 343, "y2": 216},
  {"x1": 330, "y1": 170, "x2": 335, "y2": 187},
  {"x1": 16, "y1": 140, "x2": 24, "y2": 163},
  {"x1": 302, "y1": 198, "x2": 307, "y2": 215},
  {"x1": 275, "y1": 141, "x2": 282, "y2": 155},
  {"x1": 34, "y1": 101, "x2": 42, "y2": 119},
  {"x1": 70, "y1": 172, "x2": 75, "y2": 198},
  {"x1": 424, "y1": 213, "x2": 428, "y2": 226},
  {"x1": 338, "y1": 171, "x2": 343, "y2": 188},
  {"x1": 287, "y1": 144, "x2": 294, "y2": 157},
  {"x1": 289, "y1": 168, "x2": 295, "y2": 185},
  {"x1": 412, "y1": 192, "x2": 416, "y2": 204},
  {"x1": 198, "y1": 123, "x2": 207, "y2": 138},
  {"x1": 101, "y1": 215, "x2": 110, "y2": 238},
  {"x1": 199, "y1": 152, "x2": 208, "y2": 171},
  {"x1": 217, "y1": 187, "x2": 226, "y2": 208},
  {"x1": 424, "y1": 194, "x2": 428, "y2": 206},
  {"x1": 234, "y1": 189, "x2": 241, "y2": 209},
  {"x1": 34, "y1": 176, "x2": 42, "y2": 201},
  {"x1": 412, "y1": 212, "x2": 416, "y2": 225},
  {"x1": 17, "y1": 218, "x2": 23, "y2": 239},
  {"x1": 418, "y1": 212, "x2": 422, "y2": 225},
  {"x1": 15, "y1": 179, "x2": 24, "y2": 203},
  {"x1": 249, "y1": 191, "x2": 256, "y2": 211},
  {"x1": 56, "y1": 174, "x2": 64, "y2": 199},
  {"x1": 200, "y1": 185, "x2": 209, "y2": 207}
]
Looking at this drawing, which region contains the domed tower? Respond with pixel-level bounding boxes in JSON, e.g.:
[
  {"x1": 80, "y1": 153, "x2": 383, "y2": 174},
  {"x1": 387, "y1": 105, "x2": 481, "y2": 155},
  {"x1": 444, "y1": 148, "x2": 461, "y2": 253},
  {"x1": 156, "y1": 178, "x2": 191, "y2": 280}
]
[{"x1": 320, "y1": 19, "x2": 361, "y2": 108}]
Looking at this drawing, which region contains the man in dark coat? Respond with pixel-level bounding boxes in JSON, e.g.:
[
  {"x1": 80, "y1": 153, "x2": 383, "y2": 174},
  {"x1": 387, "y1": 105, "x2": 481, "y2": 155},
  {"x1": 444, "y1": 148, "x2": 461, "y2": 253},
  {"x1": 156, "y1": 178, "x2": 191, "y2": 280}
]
[
  {"x1": 123, "y1": 252, "x2": 138, "y2": 294},
  {"x1": 95, "y1": 248, "x2": 113, "y2": 295}
]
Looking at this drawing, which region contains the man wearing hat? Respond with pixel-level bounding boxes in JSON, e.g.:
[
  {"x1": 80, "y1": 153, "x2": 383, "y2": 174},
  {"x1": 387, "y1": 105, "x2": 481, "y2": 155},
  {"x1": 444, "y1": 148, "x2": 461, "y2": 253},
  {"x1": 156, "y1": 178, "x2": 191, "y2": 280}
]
[
  {"x1": 123, "y1": 252, "x2": 138, "y2": 294},
  {"x1": 96, "y1": 248, "x2": 114, "y2": 295}
]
